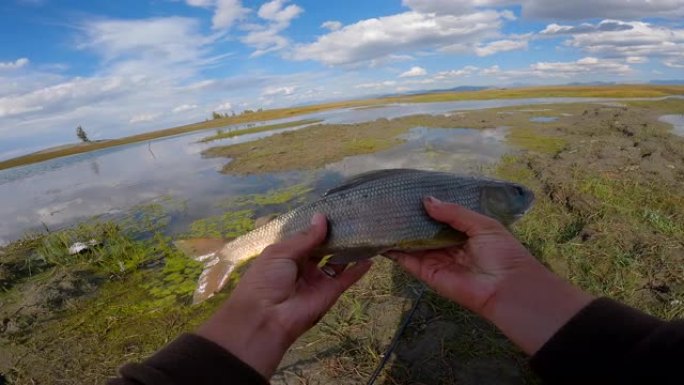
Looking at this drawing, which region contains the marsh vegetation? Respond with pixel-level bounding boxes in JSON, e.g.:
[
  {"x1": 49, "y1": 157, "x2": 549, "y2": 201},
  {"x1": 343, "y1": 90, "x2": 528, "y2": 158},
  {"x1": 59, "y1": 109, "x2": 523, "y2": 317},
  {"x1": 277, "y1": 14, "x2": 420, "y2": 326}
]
[{"x1": 1, "y1": 94, "x2": 683, "y2": 384}]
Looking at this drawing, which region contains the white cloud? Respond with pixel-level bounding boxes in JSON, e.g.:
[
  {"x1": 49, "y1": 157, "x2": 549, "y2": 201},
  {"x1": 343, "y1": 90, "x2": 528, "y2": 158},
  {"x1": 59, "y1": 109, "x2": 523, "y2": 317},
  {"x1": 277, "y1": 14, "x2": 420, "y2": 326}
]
[
  {"x1": 404, "y1": 0, "x2": 684, "y2": 20},
  {"x1": 257, "y1": 0, "x2": 302, "y2": 24},
  {"x1": 0, "y1": 58, "x2": 29, "y2": 70},
  {"x1": 355, "y1": 80, "x2": 397, "y2": 89},
  {"x1": 185, "y1": 0, "x2": 249, "y2": 29},
  {"x1": 479, "y1": 57, "x2": 632, "y2": 80},
  {"x1": 214, "y1": 101, "x2": 233, "y2": 111},
  {"x1": 540, "y1": 20, "x2": 634, "y2": 35},
  {"x1": 530, "y1": 57, "x2": 631, "y2": 76},
  {"x1": 552, "y1": 21, "x2": 684, "y2": 69},
  {"x1": 321, "y1": 20, "x2": 342, "y2": 31},
  {"x1": 213, "y1": 0, "x2": 249, "y2": 29},
  {"x1": 292, "y1": 10, "x2": 510, "y2": 66},
  {"x1": 129, "y1": 113, "x2": 160, "y2": 123},
  {"x1": 185, "y1": 0, "x2": 212, "y2": 6},
  {"x1": 262, "y1": 86, "x2": 296, "y2": 96},
  {"x1": 475, "y1": 39, "x2": 527, "y2": 56},
  {"x1": 433, "y1": 66, "x2": 479, "y2": 80},
  {"x1": 242, "y1": 0, "x2": 303, "y2": 56},
  {"x1": 399, "y1": 66, "x2": 427, "y2": 78},
  {"x1": 172, "y1": 104, "x2": 198, "y2": 113},
  {"x1": 78, "y1": 17, "x2": 219, "y2": 77}
]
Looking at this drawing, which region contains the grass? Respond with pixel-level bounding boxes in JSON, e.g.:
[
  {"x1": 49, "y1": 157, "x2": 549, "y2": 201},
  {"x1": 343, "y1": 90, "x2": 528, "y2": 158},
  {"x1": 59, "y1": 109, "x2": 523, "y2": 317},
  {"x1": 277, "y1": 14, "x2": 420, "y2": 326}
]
[
  {"x1": 198, "y1": 119, "x2": 322, "y2": 143},
  {"x1": 2, "y1": 97, "x2": 684, "y2": 384},
  {"x1": 2, "y1": 84, "x2": 683, "y2": 172},
  {"x1": 0, "y1": 183, "x2": 320, "y2": 384}
]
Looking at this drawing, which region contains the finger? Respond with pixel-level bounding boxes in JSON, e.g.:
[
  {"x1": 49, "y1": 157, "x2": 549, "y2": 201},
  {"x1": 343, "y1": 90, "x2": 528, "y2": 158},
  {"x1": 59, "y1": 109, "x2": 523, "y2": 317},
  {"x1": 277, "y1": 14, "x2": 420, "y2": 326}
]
[
  {"x1": 423, "y1": 196, "x2": 503, "y2": 236},
  {"x1": 260, "y1": 213, "x2": 327, "y2": 262},
  {"x1": 321, "y1": 263, "x2": 347, "y2": 278},
  {"x1": 324, "y1": 260, "x2": 372, "y2": 295},
  {"x1": 387, "y1": 251, "x2": 423, "y2": 278}
]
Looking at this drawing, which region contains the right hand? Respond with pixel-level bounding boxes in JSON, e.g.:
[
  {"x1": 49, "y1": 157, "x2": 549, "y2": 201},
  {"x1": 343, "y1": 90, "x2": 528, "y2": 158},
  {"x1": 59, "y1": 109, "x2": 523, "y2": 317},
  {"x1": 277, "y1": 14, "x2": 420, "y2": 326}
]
[{"x1": 386, "y1": 196, "x2": 539, "y2": 317}]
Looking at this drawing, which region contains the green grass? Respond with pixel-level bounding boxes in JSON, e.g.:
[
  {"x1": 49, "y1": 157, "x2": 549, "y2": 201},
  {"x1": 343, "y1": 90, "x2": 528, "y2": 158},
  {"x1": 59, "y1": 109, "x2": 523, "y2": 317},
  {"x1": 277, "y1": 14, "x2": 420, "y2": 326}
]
[
  {"x1": 507, "y1": 127, "x2": 567, "y2": 154},
  {"x1": 2, "y1": 84, "x2": 683, "y2": 172},
  {"x1": 198, "y1": 119, "x2": 322, "y2": 143}
]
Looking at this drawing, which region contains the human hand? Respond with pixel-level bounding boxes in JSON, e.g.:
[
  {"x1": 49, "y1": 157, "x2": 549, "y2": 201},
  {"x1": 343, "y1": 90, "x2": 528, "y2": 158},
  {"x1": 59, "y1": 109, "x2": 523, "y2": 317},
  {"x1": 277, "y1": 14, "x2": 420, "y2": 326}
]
[
  {"x1": 388, "y1": 196, "x2": 592, "y2": 355},
  {"x1": 386, "y1": 196, "x2": 537, "y2": 316},
  {"x1": 197, "y1": 213, "x2": 372, "y2": 378}
]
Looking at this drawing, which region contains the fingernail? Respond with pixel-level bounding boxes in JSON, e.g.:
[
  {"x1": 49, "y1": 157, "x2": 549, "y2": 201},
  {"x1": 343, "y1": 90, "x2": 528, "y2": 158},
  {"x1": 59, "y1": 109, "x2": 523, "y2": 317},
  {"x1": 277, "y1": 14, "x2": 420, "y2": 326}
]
[
  {"x1": 321, "y1": 265, "x2": 337, "y2": 278},
  {"x1": 311, "y1": 213, "x2": 325, "y2": 227},
  {"x1": 424, "y1": 196, "x2": 442, "y2": 206}
]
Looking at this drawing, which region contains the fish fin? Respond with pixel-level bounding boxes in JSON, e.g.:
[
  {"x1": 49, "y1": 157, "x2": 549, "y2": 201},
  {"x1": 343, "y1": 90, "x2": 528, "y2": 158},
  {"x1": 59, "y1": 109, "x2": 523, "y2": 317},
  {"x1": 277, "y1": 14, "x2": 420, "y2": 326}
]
[
  {"x1": 174, "y1": 238, "x2": 235, "y2": 304},
  {"x1": 324, "y1": 169, "x2": 423, "y2": 196},
  {"x1": 192, "y1": 257, "x2": 235, "y2": 304},
  {"x1": 328, "y1": 248, "x2": 381, "y2": 264},
  {"x1": 254, "y1": 214, "x2": 278, "y2": 228},
  {"x1": 174, "y1": 238, "x2": 226, "y2": 262}
]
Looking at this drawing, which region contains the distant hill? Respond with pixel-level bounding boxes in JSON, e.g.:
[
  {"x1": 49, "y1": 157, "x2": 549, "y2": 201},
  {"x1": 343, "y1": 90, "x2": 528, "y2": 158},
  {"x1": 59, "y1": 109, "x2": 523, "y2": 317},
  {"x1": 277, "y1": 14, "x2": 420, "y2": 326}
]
[{"x1": 649, "y1": 79, "x2": 684, "y2": 85}]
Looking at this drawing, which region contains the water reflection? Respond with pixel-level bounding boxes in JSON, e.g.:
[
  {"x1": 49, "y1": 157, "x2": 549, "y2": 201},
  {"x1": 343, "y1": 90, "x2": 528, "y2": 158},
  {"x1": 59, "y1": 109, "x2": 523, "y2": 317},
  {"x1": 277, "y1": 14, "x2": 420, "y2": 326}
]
[
  {"x1": 660, "y1": 114, "x2": 684, "y2": 136},
  {"x1": 2, "y1": 96, "x2": 677, "y2": 243},
  {"x1": 529, "y1": 116, "x2": 559, "y2": 123}
]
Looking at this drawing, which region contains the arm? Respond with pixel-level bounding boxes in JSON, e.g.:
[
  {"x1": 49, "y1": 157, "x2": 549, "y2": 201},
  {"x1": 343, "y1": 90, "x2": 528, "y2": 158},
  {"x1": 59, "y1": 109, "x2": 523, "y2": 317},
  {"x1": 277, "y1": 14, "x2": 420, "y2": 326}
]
[
  {"x1": 109, "y1": 214, "x2": 371, "y2": 385},
  {"x1": 389, "y1": 197, "x2": 684, "y2": 384}
]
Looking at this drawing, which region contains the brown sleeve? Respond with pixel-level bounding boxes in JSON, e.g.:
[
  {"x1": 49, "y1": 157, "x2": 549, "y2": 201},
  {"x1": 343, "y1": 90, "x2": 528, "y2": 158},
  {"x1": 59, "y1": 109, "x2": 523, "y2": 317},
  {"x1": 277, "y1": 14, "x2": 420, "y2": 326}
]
[
  {"x1": 530, "y1": 297, "x2": 684, "y2": 385},
  {"x1": 107, "y1": 333, "x2": 269, "y2": 385}
]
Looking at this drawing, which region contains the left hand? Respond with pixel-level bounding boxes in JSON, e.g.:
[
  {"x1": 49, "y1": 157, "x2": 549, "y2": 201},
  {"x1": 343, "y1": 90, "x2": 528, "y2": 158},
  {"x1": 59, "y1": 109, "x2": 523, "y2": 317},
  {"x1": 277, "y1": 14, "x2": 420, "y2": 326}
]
[{"x1": 196, "y1": 213, "x2": 372, "y2": 379}]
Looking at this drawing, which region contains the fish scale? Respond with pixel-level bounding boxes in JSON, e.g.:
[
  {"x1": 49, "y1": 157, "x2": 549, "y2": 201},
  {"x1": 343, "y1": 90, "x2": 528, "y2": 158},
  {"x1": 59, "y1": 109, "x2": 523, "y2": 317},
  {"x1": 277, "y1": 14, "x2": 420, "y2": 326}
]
[{"x1": 185, "y1": 168, "x2": 535, "y2": 303}]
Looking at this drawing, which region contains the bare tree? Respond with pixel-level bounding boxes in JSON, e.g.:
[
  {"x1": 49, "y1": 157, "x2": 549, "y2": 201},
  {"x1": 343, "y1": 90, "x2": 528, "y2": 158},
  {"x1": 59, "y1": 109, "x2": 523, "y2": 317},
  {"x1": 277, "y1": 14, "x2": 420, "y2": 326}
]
[{"x1": 76, "y1": 125, "x2": 90, "y2": 143}]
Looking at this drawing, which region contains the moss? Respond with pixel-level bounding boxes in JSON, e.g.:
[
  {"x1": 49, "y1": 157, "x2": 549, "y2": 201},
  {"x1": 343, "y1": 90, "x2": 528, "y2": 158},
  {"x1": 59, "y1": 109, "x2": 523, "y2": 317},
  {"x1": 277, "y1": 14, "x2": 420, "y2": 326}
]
[{"x1": 507, "y1": 127, "x2": 567, "y2": 154}]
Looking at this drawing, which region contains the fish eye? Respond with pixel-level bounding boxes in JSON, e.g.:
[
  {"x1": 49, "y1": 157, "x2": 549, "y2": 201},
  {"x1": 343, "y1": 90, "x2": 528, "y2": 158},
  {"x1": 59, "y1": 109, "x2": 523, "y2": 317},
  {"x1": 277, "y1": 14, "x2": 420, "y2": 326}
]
[{"x1": 514, "y1": 186, "x2": 524, "y2": 196}]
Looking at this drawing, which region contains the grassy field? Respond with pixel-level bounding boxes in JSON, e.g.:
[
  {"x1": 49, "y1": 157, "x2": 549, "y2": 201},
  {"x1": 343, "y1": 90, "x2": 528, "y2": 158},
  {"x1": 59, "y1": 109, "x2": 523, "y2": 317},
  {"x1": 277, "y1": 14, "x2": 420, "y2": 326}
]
[
  {"x1": 1, "y1": 97, "x2": 683, "y2": 384},
  {"x1": 1, "y1": 84, "x2": 683, "y2": 172}
]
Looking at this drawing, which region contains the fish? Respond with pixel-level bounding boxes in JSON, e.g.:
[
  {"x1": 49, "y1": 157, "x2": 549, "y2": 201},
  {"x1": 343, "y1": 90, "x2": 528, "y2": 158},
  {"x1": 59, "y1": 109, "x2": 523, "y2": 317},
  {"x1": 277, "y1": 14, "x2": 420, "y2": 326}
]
[{"x1": 176, "y1": 168, "x2": 535, "y2": 304}]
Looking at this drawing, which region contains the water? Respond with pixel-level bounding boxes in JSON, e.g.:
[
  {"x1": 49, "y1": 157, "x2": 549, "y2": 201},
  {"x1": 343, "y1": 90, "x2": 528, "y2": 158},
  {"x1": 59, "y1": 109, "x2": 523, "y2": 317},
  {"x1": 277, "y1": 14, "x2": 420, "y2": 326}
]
[
  {"x1": 0, "y1": 96, "x2": 677, "y2": 243},
  {"x1": 529, "y1": 116, "x2": 559, "y2": 123},
  {"x1": 660, "y1": 114, "x2": 684, "y2": 136}
]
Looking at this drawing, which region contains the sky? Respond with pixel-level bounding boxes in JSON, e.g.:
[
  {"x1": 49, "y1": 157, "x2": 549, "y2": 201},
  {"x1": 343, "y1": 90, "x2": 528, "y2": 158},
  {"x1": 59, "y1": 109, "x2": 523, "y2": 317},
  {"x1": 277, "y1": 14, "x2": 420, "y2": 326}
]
[{"x1": 0, "y1": 0, "x2": 683, "y2": 160}]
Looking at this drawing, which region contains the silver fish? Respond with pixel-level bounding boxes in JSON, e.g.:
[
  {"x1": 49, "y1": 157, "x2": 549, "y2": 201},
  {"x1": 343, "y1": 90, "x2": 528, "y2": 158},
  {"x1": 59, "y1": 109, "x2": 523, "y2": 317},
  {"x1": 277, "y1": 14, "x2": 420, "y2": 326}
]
[{"x1": 176, "y1": 169, "x2": 534, "y2": 303}]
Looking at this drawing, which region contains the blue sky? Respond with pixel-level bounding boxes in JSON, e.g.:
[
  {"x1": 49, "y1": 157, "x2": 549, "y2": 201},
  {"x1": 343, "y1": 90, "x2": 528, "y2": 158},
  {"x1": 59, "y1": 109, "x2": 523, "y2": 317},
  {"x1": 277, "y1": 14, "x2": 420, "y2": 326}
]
[{"x1": 0, "y1": 0, "x2": 683, "y2": 159}]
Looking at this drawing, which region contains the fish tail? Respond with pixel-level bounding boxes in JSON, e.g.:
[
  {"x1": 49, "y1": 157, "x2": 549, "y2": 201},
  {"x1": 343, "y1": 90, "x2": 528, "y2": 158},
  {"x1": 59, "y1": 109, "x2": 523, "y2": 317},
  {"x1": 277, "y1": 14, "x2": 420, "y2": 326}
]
[
  {"x1": 193, "y1": 254, "x2": 236, "y2": 304},
  {"x1": 177, "y1": 221, "x2": 283, "y2": 304}
]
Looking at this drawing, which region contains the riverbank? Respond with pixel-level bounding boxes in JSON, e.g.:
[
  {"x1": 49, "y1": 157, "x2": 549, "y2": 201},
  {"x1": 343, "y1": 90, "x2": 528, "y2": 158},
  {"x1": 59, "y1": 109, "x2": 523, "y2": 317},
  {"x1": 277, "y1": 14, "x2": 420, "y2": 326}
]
[
  {"x1": 1, "y1": 98, "x2": 683, "y2": 384},
  {"x1": 2, "y1": 84, "x2": 683, "y2": 172}
]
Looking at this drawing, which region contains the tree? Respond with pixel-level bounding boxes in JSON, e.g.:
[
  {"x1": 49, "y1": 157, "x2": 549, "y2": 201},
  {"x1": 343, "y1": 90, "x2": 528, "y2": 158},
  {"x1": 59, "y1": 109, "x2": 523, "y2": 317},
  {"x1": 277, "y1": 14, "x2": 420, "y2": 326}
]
[{"x1": 76, "y1": 125, "x2": 90, "y2": 143}]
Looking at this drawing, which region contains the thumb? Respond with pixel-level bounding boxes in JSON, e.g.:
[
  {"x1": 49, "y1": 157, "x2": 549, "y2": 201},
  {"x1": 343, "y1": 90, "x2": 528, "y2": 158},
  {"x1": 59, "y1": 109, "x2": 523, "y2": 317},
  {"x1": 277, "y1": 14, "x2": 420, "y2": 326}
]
[{"x1": 423, "y1": 196, "x2": 503, "y2": 236}]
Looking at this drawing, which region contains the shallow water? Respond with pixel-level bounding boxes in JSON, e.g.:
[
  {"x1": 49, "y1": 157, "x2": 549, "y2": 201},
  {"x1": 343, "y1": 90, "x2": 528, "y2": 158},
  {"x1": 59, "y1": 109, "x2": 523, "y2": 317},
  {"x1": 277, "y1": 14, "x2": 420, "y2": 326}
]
[
  {"x1": 660, "y1": 114, "x2": 684, "y2": 136},
  {"x1": 0, "y1": 96, "x2": 676, "y2": 243},
  {"x1": 529, "y1": 116, "x2": 559, "y2": 123}
]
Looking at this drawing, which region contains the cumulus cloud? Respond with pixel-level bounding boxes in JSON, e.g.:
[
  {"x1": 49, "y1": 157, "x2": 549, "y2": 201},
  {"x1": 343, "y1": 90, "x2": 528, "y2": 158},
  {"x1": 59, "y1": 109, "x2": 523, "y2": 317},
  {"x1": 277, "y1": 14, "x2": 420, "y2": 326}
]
[
  {"x1": 404, "y1": 0, "x2": 684, "y2": 20},
  {"x1": 172, "y1": 104, "x2": 198, "y2": 113},
  {"x1": 474, "y1": 39, "x2": 527, "y2": 56},
  {"x1": 321, "y1": 20, "x2": 342, "y2": 31},
  {"x1": 552, "y1": 21, "x2": 684, "y2": 68},
  {"x1": 399, "y1": 66, "x2": 427, "y2": 78},
  {"x1": 242, "y1": 0, "x2": 303, "y2": 56},
  {"x1": 292, "y1": 10, "x2": 510, "y2": 66},
  {"x1": 541, "y1": 20, "x2": 634, "y2": 35},
  {"x1": 0, "y1": 58, "x2": 29, "y2": 70},
  {"x1": 481, "y1": 57, "x2": 632, "y2": 79},
  {"x1": 185, "y1": 0, "x2": 248, "y2": 29}
]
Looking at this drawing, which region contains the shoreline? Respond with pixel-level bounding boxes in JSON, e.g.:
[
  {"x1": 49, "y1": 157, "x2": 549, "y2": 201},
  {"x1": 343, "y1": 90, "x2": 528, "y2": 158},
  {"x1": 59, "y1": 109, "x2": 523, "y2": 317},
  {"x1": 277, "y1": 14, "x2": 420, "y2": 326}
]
[{"x1": 2, "y1": 84, "x2": 683, "y2": 172}]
